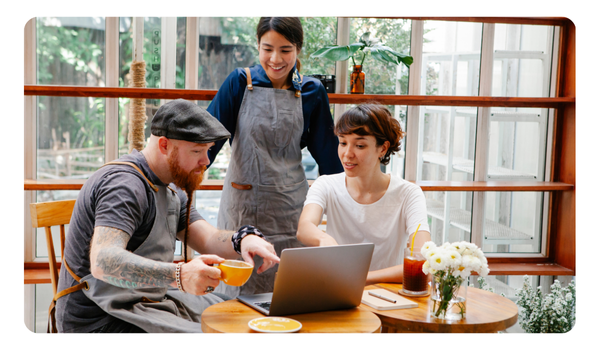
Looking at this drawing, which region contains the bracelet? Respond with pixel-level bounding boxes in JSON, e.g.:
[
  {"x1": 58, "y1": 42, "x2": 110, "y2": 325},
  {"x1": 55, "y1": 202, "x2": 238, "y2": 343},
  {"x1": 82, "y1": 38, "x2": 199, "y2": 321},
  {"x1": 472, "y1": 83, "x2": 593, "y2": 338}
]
[
  {"x1": 231, "y1": 225, "x2": 266, "y2": 255},
  {"x1": 175, "y1": 262, "x2": 185, "y2": 293}
]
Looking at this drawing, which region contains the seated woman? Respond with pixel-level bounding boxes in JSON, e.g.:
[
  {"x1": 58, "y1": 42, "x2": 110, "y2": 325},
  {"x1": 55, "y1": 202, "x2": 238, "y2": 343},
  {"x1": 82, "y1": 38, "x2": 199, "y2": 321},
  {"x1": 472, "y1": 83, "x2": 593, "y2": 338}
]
[{"x1": 297, "y1": 103, "x2": 431, "y2": 285}]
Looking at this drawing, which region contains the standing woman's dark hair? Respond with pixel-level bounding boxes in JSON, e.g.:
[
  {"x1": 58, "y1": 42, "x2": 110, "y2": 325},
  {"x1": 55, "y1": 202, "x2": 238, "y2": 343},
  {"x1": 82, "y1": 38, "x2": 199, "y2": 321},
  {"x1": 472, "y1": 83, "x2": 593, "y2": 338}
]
[
  {"x1": 257, "y1": 17, "x2": 304, "y2": 71},
  {"x1": 334, "y1": 103, "x2": 406, "y2": 165}
]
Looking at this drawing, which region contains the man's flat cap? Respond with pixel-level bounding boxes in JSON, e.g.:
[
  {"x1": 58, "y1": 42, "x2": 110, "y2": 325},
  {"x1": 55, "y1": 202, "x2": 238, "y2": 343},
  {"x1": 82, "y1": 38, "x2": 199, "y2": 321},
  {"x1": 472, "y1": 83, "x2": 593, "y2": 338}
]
[{"x1": 151, "y1": 99, "x2": 230, "y2": 143}]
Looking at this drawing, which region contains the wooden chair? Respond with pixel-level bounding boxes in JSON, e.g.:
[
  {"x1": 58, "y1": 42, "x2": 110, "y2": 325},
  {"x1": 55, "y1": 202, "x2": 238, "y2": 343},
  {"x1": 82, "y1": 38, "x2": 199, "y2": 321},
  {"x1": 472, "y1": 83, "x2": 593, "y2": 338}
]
[{"x1": 29, "y1": 199, "x2": 76, "y2": 333}]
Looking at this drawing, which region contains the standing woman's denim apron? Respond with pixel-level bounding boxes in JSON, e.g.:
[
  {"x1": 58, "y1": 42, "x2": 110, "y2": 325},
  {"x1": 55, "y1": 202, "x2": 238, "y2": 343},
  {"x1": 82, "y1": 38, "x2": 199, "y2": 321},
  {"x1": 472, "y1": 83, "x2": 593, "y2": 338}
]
[{"x1": 216, "y1": 68, "x2": 307, "y2": 297}]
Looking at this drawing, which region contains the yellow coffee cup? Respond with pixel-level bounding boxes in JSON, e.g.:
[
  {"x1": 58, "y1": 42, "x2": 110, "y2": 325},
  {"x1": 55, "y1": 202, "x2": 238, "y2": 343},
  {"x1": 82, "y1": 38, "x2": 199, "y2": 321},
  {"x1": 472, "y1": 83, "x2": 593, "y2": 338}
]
[{"x1": 216, "y1": 260, "x2": 253, "y2": 286}]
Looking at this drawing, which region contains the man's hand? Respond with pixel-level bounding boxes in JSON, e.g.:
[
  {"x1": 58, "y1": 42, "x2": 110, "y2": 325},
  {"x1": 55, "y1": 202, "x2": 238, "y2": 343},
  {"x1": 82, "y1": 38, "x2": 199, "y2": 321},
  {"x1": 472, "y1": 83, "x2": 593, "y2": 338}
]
[
  {"x1": 179, "y1": 255, "x2": 224, "y2": 295},
  {"x1": 239, "y1": 235, "x2": 280, "y2": 274}
]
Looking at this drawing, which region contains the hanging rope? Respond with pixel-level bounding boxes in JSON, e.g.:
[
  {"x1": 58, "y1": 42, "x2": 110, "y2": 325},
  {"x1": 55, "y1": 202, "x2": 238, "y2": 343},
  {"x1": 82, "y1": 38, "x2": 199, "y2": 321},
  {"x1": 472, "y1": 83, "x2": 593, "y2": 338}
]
[{"x1": 128, "y1": 60, "x2": 147, "y2": 152}]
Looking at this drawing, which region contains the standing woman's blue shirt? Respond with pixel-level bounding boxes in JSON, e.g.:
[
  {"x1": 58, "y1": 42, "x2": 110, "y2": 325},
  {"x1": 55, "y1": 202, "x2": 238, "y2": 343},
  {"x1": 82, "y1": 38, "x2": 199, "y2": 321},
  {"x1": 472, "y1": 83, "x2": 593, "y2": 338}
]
[{"x1": 207, "y1": 64, "x2": 343, "y2": 175}]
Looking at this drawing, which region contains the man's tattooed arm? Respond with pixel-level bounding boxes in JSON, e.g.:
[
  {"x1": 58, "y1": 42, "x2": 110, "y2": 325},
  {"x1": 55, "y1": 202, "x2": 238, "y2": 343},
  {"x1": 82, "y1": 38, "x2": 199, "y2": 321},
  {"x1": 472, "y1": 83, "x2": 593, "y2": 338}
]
[{"x1": 90, "y1": 226, "x2": 176, "y2": 289}]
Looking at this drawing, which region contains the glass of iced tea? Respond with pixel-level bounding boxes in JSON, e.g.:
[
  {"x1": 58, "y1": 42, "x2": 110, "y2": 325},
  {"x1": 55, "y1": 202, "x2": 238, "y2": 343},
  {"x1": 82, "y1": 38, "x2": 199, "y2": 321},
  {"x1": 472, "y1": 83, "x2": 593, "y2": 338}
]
[{"x1": 402, "y1": 247, "x2": 429, "y2": 296}]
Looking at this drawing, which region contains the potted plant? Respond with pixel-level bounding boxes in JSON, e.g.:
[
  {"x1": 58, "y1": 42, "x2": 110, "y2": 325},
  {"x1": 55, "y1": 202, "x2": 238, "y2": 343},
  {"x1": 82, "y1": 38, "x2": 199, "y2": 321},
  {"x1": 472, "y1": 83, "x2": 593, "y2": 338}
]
[{"x1": 310, "y1": 32, "x2": 413, "y2": 94}]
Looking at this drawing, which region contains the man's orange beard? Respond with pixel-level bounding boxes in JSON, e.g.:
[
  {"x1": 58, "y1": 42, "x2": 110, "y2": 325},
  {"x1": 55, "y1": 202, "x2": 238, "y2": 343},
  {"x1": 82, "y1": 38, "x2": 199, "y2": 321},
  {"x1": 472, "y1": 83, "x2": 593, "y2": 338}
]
[
  {"x1": 167, "y1": 145, "x2": 206, "y2": 262},
  {"x1": 167, "y1": 145, "x2": 206, "y2": 194}
]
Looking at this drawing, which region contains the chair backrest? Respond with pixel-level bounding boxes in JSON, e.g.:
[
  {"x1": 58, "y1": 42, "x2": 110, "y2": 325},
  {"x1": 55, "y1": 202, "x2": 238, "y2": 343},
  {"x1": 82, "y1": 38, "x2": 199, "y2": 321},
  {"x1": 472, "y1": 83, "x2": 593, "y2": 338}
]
[{"x1": 29, "y1": 199, "x2": 76, "y2": 296}]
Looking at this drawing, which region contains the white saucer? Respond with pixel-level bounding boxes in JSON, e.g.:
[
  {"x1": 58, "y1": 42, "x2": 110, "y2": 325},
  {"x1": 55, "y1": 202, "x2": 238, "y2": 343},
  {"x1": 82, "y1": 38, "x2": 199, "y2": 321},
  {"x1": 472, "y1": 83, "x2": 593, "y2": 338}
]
[{"x1": 248, "y1": 317, "x2": 302, "y2": 333}]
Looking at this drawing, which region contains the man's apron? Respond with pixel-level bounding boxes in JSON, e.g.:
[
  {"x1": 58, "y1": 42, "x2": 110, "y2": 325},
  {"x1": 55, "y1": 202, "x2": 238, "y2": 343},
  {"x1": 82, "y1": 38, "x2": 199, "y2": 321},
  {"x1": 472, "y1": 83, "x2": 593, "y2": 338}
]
[
  {"x1": 57, "y1": 162, "x2": 222, "y2": 333},
  {"x1": 216, "y1": 68, "x2": 307, "y2": 297}
]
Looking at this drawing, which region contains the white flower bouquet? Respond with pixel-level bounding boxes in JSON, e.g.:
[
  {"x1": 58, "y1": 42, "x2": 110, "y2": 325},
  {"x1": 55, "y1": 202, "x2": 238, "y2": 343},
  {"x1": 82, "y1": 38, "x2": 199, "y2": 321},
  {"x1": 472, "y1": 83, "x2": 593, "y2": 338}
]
[
  {"x1": 515, "y1": 276, "x2": 575, "y2": 333},
  {"x1": 421, "y1": 241, "x2": 490, "y2": 320}
]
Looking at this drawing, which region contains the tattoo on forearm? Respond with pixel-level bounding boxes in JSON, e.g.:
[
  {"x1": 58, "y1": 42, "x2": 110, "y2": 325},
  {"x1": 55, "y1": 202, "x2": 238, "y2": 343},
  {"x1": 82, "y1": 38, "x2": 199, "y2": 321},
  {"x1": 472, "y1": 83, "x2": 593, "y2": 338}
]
[
  {"x1": 93, "y1": 227, "x2": 175, "y2": 289},
  {"x1": 218, "y1": 230, "x2": 233, "y2": 243}
]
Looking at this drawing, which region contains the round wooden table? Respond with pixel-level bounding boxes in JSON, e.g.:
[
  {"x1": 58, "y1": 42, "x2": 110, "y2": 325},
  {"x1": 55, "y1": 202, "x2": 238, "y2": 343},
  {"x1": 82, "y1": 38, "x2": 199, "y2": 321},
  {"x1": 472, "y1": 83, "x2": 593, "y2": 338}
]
[
  {"x1": 361, "y1": 283, "x2": 519, "y2": 333},
  {"x1": 201, "y1": 300, "x2": 382, "y2": 333}
]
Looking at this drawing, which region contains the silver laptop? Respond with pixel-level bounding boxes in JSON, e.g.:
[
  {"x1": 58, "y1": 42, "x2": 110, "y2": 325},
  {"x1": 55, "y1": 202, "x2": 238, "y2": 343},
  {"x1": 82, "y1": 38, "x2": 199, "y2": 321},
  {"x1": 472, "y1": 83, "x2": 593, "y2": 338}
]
[{"x1": 237, "y1": 243, "x2": 374, "y2": 316}]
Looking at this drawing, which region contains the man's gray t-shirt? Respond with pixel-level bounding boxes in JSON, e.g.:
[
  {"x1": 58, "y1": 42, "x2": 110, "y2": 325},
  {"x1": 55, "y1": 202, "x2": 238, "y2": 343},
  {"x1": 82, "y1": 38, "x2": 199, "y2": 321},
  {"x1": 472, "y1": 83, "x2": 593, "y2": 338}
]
[{"x1": 56, "y1": 150, "x2": 203, "y2": 333}]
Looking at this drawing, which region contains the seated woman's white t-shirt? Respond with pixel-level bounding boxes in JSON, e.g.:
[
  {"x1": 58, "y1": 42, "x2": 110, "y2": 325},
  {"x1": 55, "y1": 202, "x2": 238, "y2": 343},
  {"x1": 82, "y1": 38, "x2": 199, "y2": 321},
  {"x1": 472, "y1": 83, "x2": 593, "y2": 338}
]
[{"x1": 304, "y1": 173, "x2": 430, "y2": 271}]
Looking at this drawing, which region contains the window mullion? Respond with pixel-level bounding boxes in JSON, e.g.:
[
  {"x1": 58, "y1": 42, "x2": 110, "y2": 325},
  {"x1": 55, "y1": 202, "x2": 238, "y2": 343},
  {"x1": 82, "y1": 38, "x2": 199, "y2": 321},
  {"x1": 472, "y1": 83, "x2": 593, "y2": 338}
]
[
  {"x1": 404, "y1": 20, "x2": 424, "y2": 182},
  {"x1": 24, "y1": 18, "x2": 37, "y2": 264},
  {"x1": 161, "y1": 17, "x2": 177, "y2": 105},
  {"x1": 185, "y1": 17, "x2": 199, "y2": 260},
  {"x1": 471, "y1": 23, "x2": 495, "y2": 248},
  {"x1": 185, "y1": 17, "x2": 199, "y2": 91},
  {"x1": 333, "y1": 17, "x2": 349, "y2": 122},
  {"x1": 105, "y1": 17, "x2": 119, "y2": 162}
]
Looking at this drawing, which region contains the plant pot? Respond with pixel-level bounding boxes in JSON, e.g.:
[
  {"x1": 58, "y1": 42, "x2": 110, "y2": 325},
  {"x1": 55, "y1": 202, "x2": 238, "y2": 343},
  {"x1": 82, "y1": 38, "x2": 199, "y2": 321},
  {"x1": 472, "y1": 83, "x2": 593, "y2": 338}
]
[
  {"x1": 429, "y1": 275, "x2": 467, "y2": 321},
  {"x1": 350, "y1": 65, "x2": 365, "y2": 94}
]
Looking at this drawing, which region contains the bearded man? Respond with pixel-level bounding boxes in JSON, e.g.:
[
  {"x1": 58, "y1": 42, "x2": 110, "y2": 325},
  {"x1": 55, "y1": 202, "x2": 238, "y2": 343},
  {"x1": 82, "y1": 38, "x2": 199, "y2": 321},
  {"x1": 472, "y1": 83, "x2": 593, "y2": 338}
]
[{"x1": 55, "y1": 99, "x2": 279, "y2": 333}]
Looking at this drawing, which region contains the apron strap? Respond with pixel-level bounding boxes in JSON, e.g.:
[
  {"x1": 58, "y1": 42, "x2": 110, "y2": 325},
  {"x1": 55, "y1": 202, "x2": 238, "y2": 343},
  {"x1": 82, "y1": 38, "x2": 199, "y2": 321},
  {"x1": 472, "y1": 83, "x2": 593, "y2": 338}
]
[
  {"x1": 295, "y1": 74, "x2": 303, "y2": 98},
  {"x1": 47, "y1": 257, "x2": 90, "y2": 333},
  {"x1": 244, "y1": 67, "x2": 253, "y2": 91},
  {"x1": 245, "y1": 66, "x2": 301, "y2": 97},
  {"x1": 102, "y1": 161, "x2": 159, "y2": 192}
]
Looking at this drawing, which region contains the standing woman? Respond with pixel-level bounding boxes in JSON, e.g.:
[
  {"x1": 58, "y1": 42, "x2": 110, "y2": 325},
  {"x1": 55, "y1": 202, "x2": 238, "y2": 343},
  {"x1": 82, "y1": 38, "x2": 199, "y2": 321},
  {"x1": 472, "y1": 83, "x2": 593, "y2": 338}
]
[
  {"x1": 207, "y1": 17, "x2": 342, "y2": 297},
  {"x1": 297, "y1": 103, "x2": 431, "y2": 285}
]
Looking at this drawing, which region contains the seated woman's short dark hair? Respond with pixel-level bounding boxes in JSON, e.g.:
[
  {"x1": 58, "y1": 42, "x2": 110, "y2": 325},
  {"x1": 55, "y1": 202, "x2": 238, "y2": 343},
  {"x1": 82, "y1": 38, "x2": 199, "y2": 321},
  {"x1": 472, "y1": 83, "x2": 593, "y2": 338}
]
[{"x1": 334, "y1": 103, "x2": 406, "y2": 165}]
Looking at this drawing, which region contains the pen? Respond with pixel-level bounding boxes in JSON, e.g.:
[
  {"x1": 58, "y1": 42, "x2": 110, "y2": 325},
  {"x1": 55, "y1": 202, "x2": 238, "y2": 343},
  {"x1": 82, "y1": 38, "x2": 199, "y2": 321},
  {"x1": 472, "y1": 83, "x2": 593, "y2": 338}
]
[{"x1": 368, "y1": 291, "x2": 396, "y2": 303}]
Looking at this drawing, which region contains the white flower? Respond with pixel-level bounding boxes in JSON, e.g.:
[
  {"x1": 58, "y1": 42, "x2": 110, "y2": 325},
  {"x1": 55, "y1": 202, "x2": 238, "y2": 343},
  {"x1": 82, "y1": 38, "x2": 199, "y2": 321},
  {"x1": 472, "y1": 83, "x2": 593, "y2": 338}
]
[
  {"x1": 452, "y1": 241, "x2": 469, "y2": 254},
  {"x1": 422, "y1": 260, "x2": 435, "y2": 275},
  {"x1": 420, "y1": 241, "x2": 436, "y2": 256},
  {"x1": 457, "y1": 265, "x2": 472, "y2": 279},
  {"x1": 446, "y1": 250, "x2": 462, "y2": 268},
  {"x1": 565, "y1": 293, "x2": 573, "y2": 302},
  {"x1": 478, "y1": 263, "x2": 490, "y2": 277},
  {"x1": 428, "y1": 250, "x2": 450, "y2": 270},
  {"x1": 464, "y1": 255, "x2": 483, "y2": 271}
]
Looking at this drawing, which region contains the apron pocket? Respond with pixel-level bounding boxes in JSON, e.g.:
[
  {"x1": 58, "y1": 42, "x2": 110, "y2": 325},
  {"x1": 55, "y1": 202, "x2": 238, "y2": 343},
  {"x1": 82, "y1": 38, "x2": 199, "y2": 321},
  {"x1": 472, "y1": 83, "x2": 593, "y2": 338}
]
[
  {"x1": 272, "y1": 109, "x2": 296, "y2": 148},
  {"x1": 219, "y1": 182, "x2": 258, "y2": 231},
  {"x1": 256, "y1": 180, "x2": 308, "y2": 235}
]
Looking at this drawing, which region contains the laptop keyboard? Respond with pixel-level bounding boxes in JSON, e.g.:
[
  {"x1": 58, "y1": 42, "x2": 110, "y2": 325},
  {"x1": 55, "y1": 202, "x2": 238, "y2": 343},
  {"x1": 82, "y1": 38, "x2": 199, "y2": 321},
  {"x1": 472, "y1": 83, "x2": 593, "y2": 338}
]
[{"x1": 254, "y1": 301, "x2": 271, "y2": 311}]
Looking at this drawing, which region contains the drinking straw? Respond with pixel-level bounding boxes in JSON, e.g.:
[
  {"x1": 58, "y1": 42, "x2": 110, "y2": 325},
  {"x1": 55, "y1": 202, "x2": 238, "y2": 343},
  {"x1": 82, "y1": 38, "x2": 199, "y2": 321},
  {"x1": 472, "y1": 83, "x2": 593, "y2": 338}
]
[{"x1": 410, "y1": 224, "x2": 421, "y2": 256}]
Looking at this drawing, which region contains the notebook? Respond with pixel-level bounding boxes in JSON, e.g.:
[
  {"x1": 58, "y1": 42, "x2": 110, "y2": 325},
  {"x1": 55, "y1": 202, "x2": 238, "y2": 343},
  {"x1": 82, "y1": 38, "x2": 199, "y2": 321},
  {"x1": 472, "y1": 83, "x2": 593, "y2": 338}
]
[
  {"x1": 361, "y1": 288, "x2": 418, "y2": 310},
  {"x1": 237, "y1": 243, "x2": 374, "y2": 316}
]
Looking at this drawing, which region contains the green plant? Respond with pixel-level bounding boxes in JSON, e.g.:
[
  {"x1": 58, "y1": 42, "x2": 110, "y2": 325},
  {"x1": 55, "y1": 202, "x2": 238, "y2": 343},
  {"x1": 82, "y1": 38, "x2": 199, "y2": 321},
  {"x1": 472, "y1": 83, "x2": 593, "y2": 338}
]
[
  {"x1": 515, "y1": 276, "x2": 575, "y2": 333},
  {"x1": 310, "y1": 32, "x2": 413, "y2": 68}
]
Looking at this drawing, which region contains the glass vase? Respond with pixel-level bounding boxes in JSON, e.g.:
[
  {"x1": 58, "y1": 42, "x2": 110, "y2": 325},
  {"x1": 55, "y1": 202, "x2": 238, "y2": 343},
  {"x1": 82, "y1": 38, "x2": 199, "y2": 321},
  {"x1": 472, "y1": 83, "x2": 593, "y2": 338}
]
[
  {"x1": 350, "y1": 65, "x2": 365, "y2": 94},
  {"x1": 429, "y1": 275, "x2": 467, "y2": 321}
]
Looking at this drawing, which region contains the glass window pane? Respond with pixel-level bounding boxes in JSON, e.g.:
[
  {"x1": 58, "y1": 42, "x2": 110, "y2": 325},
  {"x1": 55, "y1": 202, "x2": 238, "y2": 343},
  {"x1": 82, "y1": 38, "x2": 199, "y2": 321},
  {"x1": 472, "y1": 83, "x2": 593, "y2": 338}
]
[
  {"x1": 118, "y1": 17, "x2": 187, "y2": 156},
  {"x1": 488, "y1": 107, "x2": 549, "y2": 181},
  {"x1": 482, "y1": 191, "x2": 544, "y2": 253},
  {"x1": 422, "y1": 21, "x2": 482, "y2": 96},
  {"x1": 347, "y1": 18, "x2": 412, "y2": 95},
  {"x1": 492, "y1": 24, "x2": 554, "y2": 97},
  {"x1": 35, "y1": 284, "x2": 53, "y2": 333},
  {"x1": 390, "y1": 105, "x2": 408, "y2": 179},
  {"x1": 425, "y1": 191, "x2": 473, "y2": 246},
  {"x1": 418, "y1": 106, "x2": 478, "y2": 182},
  {"x1": 37, "y1": 17, "x2": 106, "y2": 86},
  {"x1": 36, "y1": 97, "x2": 106, "y2": 180}
]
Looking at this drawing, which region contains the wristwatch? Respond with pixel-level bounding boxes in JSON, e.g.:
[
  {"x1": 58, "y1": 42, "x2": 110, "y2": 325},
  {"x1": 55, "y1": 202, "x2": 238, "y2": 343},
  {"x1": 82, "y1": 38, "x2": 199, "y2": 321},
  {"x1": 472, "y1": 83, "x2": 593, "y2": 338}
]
[{"x1": 231, "y1": 225, "x2": 265, "y2": 255}]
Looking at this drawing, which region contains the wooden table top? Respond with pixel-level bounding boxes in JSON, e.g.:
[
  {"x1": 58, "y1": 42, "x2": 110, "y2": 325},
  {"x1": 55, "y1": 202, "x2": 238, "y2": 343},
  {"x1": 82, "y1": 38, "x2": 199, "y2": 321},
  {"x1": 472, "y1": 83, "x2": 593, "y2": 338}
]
[
  {"x1": 201, "y1": 299, "x2": 382, "y2": 333},
  {"x1": 362, "y1": 283, "x2": 519, "y2": 333}
]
